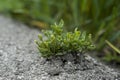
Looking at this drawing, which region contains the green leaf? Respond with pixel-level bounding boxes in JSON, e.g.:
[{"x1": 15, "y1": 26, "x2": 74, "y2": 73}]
[{"x1": 105, "y1": 40, "x2": 120, "y2": 54}]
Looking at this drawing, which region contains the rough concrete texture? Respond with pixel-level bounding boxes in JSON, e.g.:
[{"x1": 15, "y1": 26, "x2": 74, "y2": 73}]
[{"x1": 0, "y1": 15, "x2": 120, "y2": 80}]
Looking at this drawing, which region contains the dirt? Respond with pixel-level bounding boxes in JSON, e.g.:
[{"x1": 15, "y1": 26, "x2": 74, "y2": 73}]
[{"x1": 0, "y1": 15, "x2": 120, "y2": 80}]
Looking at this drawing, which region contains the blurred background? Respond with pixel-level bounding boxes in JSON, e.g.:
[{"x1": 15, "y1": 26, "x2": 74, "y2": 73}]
[{"x1": 0, "y1": 0, "x2": 120, "y2": 68}]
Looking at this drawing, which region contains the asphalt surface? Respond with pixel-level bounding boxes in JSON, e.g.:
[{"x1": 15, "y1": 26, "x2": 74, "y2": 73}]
[{"x1": 0, "y1": 15, "x2": 120, "y2": 80}]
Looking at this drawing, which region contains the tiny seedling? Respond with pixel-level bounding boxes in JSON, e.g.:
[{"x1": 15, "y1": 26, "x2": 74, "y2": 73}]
[{"x1": 35, "y1": 20, "x2": 95, "y2": 59}]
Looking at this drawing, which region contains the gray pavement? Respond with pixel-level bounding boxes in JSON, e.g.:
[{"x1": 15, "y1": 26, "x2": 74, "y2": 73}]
[{"x1": 0, "y1": 15, "x2": 119, "y2": 80}]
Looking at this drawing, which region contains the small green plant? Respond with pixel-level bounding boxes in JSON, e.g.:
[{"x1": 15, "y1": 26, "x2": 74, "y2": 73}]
[{"x1": 35, "y1": 20, "x2": 95, "y2": 58}]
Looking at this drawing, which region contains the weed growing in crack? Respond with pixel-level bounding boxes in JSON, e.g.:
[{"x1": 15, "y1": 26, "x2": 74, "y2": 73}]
[{"x1": 35, "y1": 20, "x2": 95, "y2": 58}]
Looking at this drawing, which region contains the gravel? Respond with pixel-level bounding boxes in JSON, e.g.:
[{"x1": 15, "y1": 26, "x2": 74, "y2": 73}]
[{"x1": 0, "y1": 15, "x2": 120, "y2": 80}]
